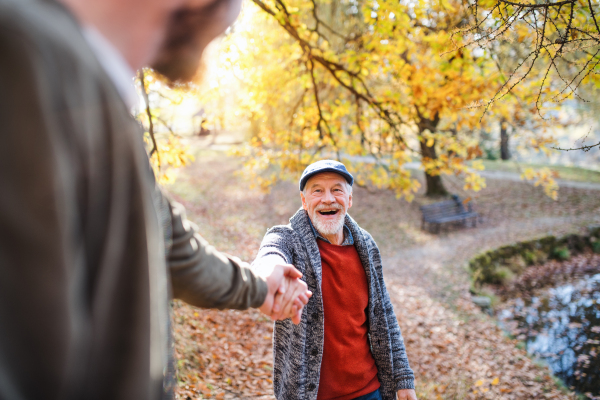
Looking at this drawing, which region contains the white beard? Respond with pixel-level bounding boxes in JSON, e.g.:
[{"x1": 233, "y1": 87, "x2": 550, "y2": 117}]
[{"x1": 312, "y1": 207, "x2": 346, "y2": 236}]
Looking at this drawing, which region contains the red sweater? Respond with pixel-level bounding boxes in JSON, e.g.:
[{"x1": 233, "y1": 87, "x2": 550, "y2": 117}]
[{"x1": 316, "y1": 240, "x2": 380, "y2": 400}]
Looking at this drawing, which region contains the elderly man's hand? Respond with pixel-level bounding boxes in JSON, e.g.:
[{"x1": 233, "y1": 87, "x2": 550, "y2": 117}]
[
  {"x1": 397, "y1": 389, "x2": 417, "y2": 400},
  {"x1": 256, "y1": 262, "x2": 311, "y2": 323},
  {"x1": 271, "y1": 275, "x2": 311, "y2": 323}
]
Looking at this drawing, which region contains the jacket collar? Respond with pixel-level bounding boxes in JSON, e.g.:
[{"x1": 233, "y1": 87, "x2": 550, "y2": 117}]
[{"x1": 290, "y1": 209, "x2": 323, "y2": 283}]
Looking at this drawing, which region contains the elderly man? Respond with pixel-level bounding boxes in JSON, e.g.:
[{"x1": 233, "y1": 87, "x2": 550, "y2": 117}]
[
  {"x1": 0, "y1": 0, "x2": 309, "y2": 399},
  {"x1": 254, "y1": 160, "x2": 417, "y2": 400}
]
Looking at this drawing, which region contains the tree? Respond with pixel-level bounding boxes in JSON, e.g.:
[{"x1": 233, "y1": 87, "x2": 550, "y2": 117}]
[
  {"x1": 140, "y1": 0, "x2": 567, "y2": 199},
  {"x1": 219, "y1": 0, "x2": 516, "y2": 199},
  {"x1": 500, "y1": 119, "x2": 511, "y2": 160},
  {"x1": 464, "y1": 0, "x2": 600, "y2": 152}
]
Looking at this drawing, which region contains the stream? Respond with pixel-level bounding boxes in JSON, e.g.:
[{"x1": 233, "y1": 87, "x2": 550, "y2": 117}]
[{"x1": 497, "y1": 273, "x2": 600, "y2": 397}]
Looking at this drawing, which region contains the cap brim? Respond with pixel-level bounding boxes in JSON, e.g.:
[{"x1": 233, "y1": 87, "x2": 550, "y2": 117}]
[{"x1": 299, "y1": 168, "x2": 353, "y2": 191}]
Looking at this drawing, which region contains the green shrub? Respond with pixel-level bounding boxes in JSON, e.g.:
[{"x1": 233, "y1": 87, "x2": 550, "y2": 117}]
[
  {"x1": 496, "y1": 245, "x2": 515, "y2": 259},
  {"x1": 539, "y1": 236, "x2": 558, "y2": 253},
  {"x1": 483, "y1": 147, "x2": 499, "y2": 160},
  {"x1": 552, "y1": 246, "x2": 570, "y2": 260},
  {"x1": 479, "y1": 265, "x2": 500, "y2": 284},
  {"x1": 522, "y1": 249, "x2": 548, "y2": 266},
  {"x1": 495, "y1": 266, "x2": 516, "y2": 285},
  {"x1": 523, "y1": 250, "x2": 537, "y2": 265},
  {"x1": 592, "y1": 241, "x2": 600, "y2": 254},
  {"x1": 506, "y1": 255, "x2": 527, "y2": 274}
]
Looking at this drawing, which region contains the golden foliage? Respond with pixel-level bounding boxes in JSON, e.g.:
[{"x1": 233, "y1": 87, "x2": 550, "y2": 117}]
[
  {"x1": 521, "y1": 167, "x2": 560, "y2": 200},
  {"x1": 212, "y1": 0, "x2": 554, "y2": 198},
  {"x1": 136, "y1": 69, "x2": 194, "y2": 184},
  {"x1": 146, "y1": 135, "x2": 194, "y2": 184}
]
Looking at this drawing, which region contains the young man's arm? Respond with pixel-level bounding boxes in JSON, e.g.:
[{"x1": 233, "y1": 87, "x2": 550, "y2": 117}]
[
  {"x1": 167, "y1": 200, "x2": 309, "y2": 320},
  {"x1": 167, "y1": 200, "x2": 266, "y2": 309}
]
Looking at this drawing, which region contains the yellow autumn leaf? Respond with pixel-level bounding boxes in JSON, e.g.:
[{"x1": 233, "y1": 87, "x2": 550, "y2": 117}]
[
  {"x1": 475, "y1": 379, "x2": 484, "y2": 387},
  {"x1": 491, "y1": 377, "x2": 500, "y2": 385}
]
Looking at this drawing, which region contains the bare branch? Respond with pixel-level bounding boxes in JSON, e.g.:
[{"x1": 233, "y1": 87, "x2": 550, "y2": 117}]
[
  {"x1": 588, "y1": 0, "x2": 600, "y2": 37},
  {"x1": 138, "y1": 70, "x2": 161, "y2": 169},
  {"x1": 499, "y1": 0, "x2": 575, "y2": 9},
  {"x1": 551, "y1": 141, "x2": 600, "y2": 151}
]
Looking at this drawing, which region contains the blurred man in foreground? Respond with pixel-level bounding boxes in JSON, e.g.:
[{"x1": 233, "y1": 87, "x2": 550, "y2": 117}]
[
  {"x1": 0, "y1": 0, "x2": 310, "y2": 399},
  {"x1": 254, "y1": 160, "x2": 417, "y2": 400}
]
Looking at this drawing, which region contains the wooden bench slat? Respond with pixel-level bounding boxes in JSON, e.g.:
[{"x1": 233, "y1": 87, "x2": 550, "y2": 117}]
[{"x1": 427, "y1": 212, "x2": 478, "y2": 223}]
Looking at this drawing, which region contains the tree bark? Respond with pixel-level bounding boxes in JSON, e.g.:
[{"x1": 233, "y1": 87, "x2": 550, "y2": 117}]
[
  {"x1": 419, "y1": 138, "x2": 448, "y2": 197},
  {"x1": 500, "y1": 119, "x2": 511, "y2": 160},
  {"x1": 417, "y1": 112, "x2": 448, "y2": 197}
]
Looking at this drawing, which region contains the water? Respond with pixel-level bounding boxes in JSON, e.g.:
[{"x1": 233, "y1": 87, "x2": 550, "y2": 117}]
[{"x1": 498, "y1": 273, "x2": 600, "y2": 397}]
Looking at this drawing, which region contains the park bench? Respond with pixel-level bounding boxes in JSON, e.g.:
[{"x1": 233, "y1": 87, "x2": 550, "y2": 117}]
[{"x1": 420, "y1": 195, "x2": 478, "y2": 233}]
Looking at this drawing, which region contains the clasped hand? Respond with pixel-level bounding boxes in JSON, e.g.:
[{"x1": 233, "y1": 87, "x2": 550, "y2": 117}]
[{"x1": 256, "y1": 262, "x2": 312, "y2": 324}]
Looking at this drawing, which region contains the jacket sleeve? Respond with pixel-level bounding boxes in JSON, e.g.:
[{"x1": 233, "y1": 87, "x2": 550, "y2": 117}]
[
  {"x1": 167, "y1": 199, "x2": 268, "y2": 310},
  {"x1": 365, "y1": 232, "x2": 415, "y2": 391}
]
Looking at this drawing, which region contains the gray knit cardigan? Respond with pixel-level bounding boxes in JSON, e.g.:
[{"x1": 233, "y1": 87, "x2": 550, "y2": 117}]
[{"x1": 255, "y1": 209, "x2": 415, "y2": 400}]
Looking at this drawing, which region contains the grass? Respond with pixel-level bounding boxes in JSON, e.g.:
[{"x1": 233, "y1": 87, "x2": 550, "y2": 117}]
[{"x1": 474, "y1": 159, "x2": 600, "y2": 183}]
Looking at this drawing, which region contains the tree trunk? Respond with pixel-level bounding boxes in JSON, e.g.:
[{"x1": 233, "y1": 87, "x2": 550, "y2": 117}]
[
  {"x1": 500, "y1": 119, "x2": 510, "y2": 160},
  {"x1": 419, "y1": 138, "x2": 449, "y2": 197},
  {"x1": 417, "y1": 112, "x2": 448, "y2": 197}
]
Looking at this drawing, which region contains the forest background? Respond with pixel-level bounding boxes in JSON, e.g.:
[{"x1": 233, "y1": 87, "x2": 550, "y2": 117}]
[
  {"x1": 138, "y1": 0, "x2": 600, "y2": 200},
  {"x1": 135, "y1": 0, "x2": 600, "y2": 398}
]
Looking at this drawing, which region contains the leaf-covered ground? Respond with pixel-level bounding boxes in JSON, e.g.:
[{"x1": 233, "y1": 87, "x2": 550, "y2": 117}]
[{"x1": 166, "y1": 149, "x2": 600, "y2": 399}]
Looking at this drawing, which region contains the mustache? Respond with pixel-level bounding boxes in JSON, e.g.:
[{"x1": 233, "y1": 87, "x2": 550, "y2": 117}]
[{"x1": 315, "y1": 203, "x2": 343, "y2": 211}]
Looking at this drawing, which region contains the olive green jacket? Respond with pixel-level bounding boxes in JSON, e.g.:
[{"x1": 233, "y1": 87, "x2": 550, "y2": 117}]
[{"x1": 0, "y1": 1, "x2": 267, "y2": 399}]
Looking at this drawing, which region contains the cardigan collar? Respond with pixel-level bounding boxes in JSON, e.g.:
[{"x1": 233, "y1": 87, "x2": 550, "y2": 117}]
[{"x1": 289, "y1": 208, "x2": 372, "y2": 287}]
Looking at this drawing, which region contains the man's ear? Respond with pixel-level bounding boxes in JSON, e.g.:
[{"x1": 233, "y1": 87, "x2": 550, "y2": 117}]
[
  {"x1": 300, "y1": 192, "x2": 308, "y2": 210},
  {"x1": 348, "y1": 192, "x2": 352, "y2": 209}
]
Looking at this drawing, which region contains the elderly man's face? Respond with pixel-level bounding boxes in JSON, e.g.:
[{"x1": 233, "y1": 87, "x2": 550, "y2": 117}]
[
  {"x1": 152, "y1": 0, "x2": 242, "y2": 83},
  {"x1": 300, "y1": 172, "x2": 353, "y2": 237}
]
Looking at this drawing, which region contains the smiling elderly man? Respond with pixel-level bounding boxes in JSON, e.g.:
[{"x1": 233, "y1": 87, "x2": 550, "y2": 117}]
[{"x1": 254, "y1": 160, "x2": 417, "y2": 400}]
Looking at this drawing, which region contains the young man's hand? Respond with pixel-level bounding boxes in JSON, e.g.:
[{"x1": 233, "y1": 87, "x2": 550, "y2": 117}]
[{"x1": 397, "y1": 389, "x2": 417, "y2": 400}]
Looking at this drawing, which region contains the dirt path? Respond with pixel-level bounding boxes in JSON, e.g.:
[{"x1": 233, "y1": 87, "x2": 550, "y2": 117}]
[{"x1": 168, "y1": 152, "x2": 600, "y2": 399}]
